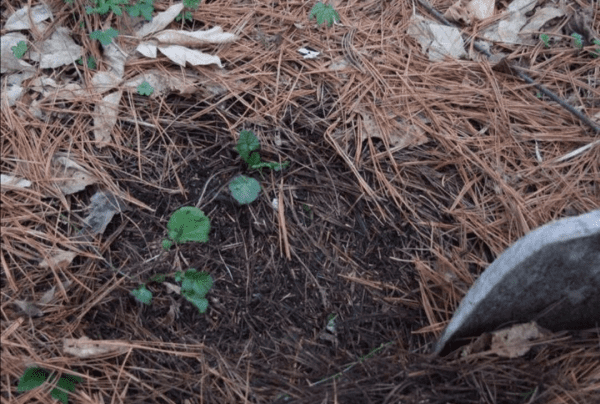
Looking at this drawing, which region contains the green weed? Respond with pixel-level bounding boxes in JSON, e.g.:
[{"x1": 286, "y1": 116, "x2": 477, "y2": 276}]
[
  {"x1": 309, "y1": 2, "x2": 340, "y2": 27},
  {"x1": 17, "y1": 367, "x2": 81, "y2": 404},
  {"x1": 162, "y1": 206, "x2": 210, "y2": 250}
]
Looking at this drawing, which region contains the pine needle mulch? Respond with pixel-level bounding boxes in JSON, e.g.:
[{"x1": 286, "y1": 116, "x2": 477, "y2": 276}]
[{"x1": 2, "y1": 0, "x2": 599, "y2": 403}]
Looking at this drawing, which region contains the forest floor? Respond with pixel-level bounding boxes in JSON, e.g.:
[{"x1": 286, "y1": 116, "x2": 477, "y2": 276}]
[{"x1": 2, "y1": 0, "x2": 599, "y2": 403}]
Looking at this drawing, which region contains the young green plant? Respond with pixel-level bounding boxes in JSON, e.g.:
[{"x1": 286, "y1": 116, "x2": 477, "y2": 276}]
[
  {"x1": 309, "y1": 2, "x2": 340, "y2": 27},
  {"x1": 17, "y1": 367, "x2": 81, "y2": 404},
  {"x1": 230, "y1": 130, "x2": 289, "y2": 205},
  {"x1": 162, "y1": 206, "x2": 210, "y2": 250}
]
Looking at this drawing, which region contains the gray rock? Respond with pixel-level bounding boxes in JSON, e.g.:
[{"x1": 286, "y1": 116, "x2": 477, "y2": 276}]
[{"x1": 434, "y1": 210, "x2": 600, "y2": 355}]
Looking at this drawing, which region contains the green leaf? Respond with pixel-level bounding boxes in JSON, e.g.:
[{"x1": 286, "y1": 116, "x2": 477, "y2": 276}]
[
  {"x1": 540, "y1": 34, "x2": 549, "y2": 48},
  {"x1": 150, "y1": 274, "x2": 166, "y2": 283},
  {"x1": 138, "y1": 81, "x2": 154, "y2": 96},
  {"x1": 90, "y1": 28, "x2": 119, "y2": 46},
  {"x1": 229, "y1": 175, "x2": 261, "y2": 205},
  {"x1": 12, "y1": 41, "x2": 28, "y2": 59},
  {"x1": 174, "y1": 271, "x2": 184, "y2": 283},
  {"x1": 162, "y1": 238, "x2": 173, "y2": 250},
  {"x1": 17, "y1": 367, "x2": 48, "y2": 392},
  {"x1": 236, "y1": 130, "x2": 260, "y2": 162},
  {"x1": 184, "y1": 0, "x2": 201, "y2": 8},
  {"x1": 127, "y1": 0, "x2": 154, "y2": 21},
  {"x1": 186, "y1": 295, "x2": 209, "y2": 313},
  {"x1": 131, "y1": 285, "x2": 152, "y2": 305},
  {"x1": 246, "y1": 151, "x2": 262, "y2": 168},
  {"x1": 50, "y1": 374, "x2": 82, "y2": 404},
  {"x1": 309, "y1": 2, "x2": 340, "y2": 27},
  {"x1": 166, "y1": 207, "x2": 211, "y2": 245},
  {"x1": 571, "y1": 33, "x2": 583, "y2": 49}
]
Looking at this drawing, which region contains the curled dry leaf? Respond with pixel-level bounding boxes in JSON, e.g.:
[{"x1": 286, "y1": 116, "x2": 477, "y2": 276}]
[
  {"x1": 51, "y1": 153, "x2": 97, "y2": 195},
  {"x1": 4, "y1": 4, "x2": 52, "y2": 31},
  {"x1": 64, "y1": 336, "x2": 129, "y2": 358},
  {"x1": 1, "y1": 174, "x2": 31, "y2": 190},
  {"x1": 490, "y1": 322, "x2": 550, "y2": 358},
  {"x1": 153, "y1": 27, "x2": 238, "y2": 47},
  {"x1": 135, "y1": 3, "x2": 185, "y2": 38},
  {"x1": 29, "y1": 27, "x2": 83, "y2": 69},
  {"x1": 39, "y1": 250, "x2": 77, "y2": 270},
  {"x1": 93, "y1": 90, "x2": 122, "y2": 146}
]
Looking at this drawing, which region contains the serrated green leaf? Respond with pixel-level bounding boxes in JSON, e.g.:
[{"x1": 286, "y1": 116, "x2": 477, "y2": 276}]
[
  {"x1": 229, "y1": 175, "x2": 261, "y2": 205},
  {"x1": 17, "y1": 367, "x2": 48, "y2": 392},
  {"x1": 90, "y1": 28, "x2": 119, "y2": 46},
  {"x1": 309, "y1": 2, "x2": 340, "y2": 27},
  {"x1": 187, "y1": 296, "x2": 209, "y2": 313},
  {"x1": 131, "y1": 285, "x2": 152, "y2": 305},
  {"x1": 166, "y1": 207, "x2": 210, "y2": 245},
  {"x1": 138, "y1": 81, "x2": 154, "y2": 96},
  {"x1": 11, "y1": 41, "x2": 28, "y2": 59},
  {"x1": 236, "y1": 130, "x2": 260, "y2": 162}
]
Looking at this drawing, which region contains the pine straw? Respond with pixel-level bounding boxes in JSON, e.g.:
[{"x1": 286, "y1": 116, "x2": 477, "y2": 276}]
[{"x1": 2, "y1": 0, "x2": 599, "y2": 403}]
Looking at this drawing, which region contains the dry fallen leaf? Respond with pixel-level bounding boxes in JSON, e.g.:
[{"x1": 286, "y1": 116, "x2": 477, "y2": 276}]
[
  {"x1": 39, "y1": 250, "x2": 77, "y2": 270},
  {"x1": 490, "y1": 322, "x2": 549, "y2": 358},
  {"x1": 51, "y1": 153, "x2": 97, "y2": 195},
  {"x1": 64, "y1": 336, "x2": 129, "y2": 358}
]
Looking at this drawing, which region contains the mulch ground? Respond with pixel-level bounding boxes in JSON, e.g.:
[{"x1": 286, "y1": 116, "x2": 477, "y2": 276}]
[{"x1": 2, "y1": 0, "x2": 599, "y2": 403}]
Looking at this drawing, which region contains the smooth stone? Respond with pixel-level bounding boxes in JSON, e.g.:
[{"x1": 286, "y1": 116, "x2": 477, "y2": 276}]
[{"x1": 434, "y1": 210, "x2": 600, "y2": 355}]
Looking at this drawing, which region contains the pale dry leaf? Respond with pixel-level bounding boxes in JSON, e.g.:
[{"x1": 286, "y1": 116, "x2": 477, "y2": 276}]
[
  {"x1": 467, "y1": 0, "x2": 495, "y2": 21},
  {"x1": 80, "y1": 191, "x2": 126, "y2": 237},
  {"x1": 39, "y1": 250, "x2": 77, "y2": 270},
  {"x1": 64, "y1": 336, "x2": 128, "y2": 358},
  {"x1": 124, "y1": 70, "x2": 196, "y2": 96},
  {"x1": 407, "y1": 15, "x2": 467, "y2": 61},
  {"x1": 29, "y1": 27, "x2": 83, "y2": 69},
  {"x1": 519, "y1": 7, "x2": 565, "y2": 44},
  {"x1": 0, "y1": 33, "x2": 35, "y2": 73},
  {"x1": 482, "y1": 0, "x2": 540, "y2": 45},
  {"x1": 51, "y1": 154, "x2": 97, "y2": 195},
  {"x1": 13, "y1": 300, "x2": 44, "y2": 317},
  {"x1": 490, "y1": 322, "x2": 548, "y2": 358},
  {"x1": 1, "y1": 174, "x2": 31, "y2": 189},
  {"x1": 5, "y1": 4, "x2": 52, "y2": 31},
  {"x1": 153, "y1": 27, "x2": 238, "y2": 47},
  {"x1": 91, "y1": 71, "x2": 123, "y2": 94},
  {"x1": 163, "y1": 282, "x2": 181, "y2": 294},
  {"x1": 136, "y1": 3, "x2": 185, "y2": 38},
  {"x1": 93, "y1": 90, "x2": 122, "y2": 146},
  {"x1": 38, "y1": 280, "x2": 71, "y2": 305},
  {"x1": 157, "y1": 44, "x2": 224, "y2": 67},
  {"x1": 103, "y1": 43, "x2": 126, "y2": 79}
]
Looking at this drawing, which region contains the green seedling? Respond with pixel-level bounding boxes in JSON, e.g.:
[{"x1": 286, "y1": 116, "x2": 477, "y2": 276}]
[
  {"x1": 591, "y1": 39, "x2": 600, "y2": 58},
  {"x1": 571, "y1": 33, "x2": 583, "y2": 49},
  {"x1": 11, "y1": 41, "x2": 27, "y2": 59},
  {"x1": 131, "y1": 268, "x2": 213, "y2": 314},
  {"x1": 17, "y1": 367, "x2": 81, "y2": 404},
  {"x1": 539, "y1": 34, "x2": 550, "y2": 48},
  {"x1": 86, "y1": 0, "x2": 128, "y2": 16},
  {"x1": 127, "y1": 0, "x2": 154, "y2": 21},
  {"x1": 229, "y1": 175, "x2": 261, "y2": 205},
  {"x1": 137, "y1": 81, "x2": 154, "y2": 96},
  {"x1": 176, "y1": 0, "x2": 202, "y2": 22},
  {"x1": 76, "y1": 56, "x2": 97, "y2": 69},
  {"x1": 309, "y1": 2, "x2": 340, "y2": 27},
  {"x1": 235, "y1": 130, "x2": 289, "y2": 173},
  {"x1": 162, "y1": 206, "x2": 210, "y2": 250},
  {"x1": 90, "y1": 28, "x2": 119, "y2": 46}
]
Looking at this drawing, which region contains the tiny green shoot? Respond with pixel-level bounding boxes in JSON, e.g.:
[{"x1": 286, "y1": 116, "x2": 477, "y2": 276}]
[
  {"x1": 77, "y1": 56, "x2": 97, "y2": 69},
  {"x1": 11, "y1": 41, "x2": 27, "y2": 59},
  {"x1": 90, "y1": 28, "x2": 119, "y2": 46},
  {"x1": 571, "y1": 33, "x2": 583, "y2": 49},
  {"x1": 176, "y1": 0, "x2": 202, "y2": 22},
  {"x1": 591, "y1": 39, "x2": 600, "y2": 58},
  {"x1": 127, "y1": 0, "x2": 154, "y2": 21},
  {"x1": 309, "y1": 2, "x2": 340, "y2": 27},
  {"x1": 137, "y1": 81, "x2": 154, "y2": 96},
  {"x1": 86, "y1": 0, "x2": 128, "y2": 16},
  {"x1": 131, "y1": 269, "x2": 213, "y2": 315},
  {"x1": 131, "y1": 284, "x2": 152, "y2": 305},
  {"x1": 162, "y1": 206, "x2": 210, "y2": 250},
  {"x1": 539, "y1": 34, "x2": 550, "y2": 48},
  {"x1": 17, "y1": 367, "x2": 82, "y2": 404},
  {"x1": 235, "y1": 130, "x2": 289, "y2": 173}
]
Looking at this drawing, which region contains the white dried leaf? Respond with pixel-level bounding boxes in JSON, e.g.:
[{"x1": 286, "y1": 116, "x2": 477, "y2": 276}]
[
  {"x1": 0, "y1": 33, "x2": 35, "y2": 73},
  {"x1": 93, "y1": 91, "x2": 122, "y2": 146},
  {"x1": 5, "y1": 4, "x2": 52, "y2": 31},
  {"x1": 491, "y1": 322, "x2": 548, "y2": 358},
  {"x1": 13, "y1": 300, "x2": 44, "y2": 317},
  {"x1": 64, "y1": 336, "x2": 128, "y2": 358},
  {"x1": 51, "y1": 153, "x2": 97, "y2": 195},
  {"x1": 29, "y1": 27, "x2": 82, "y2": 69},
  {"x1": 103, "y1": 43, "x2": 126, "y2": 79},
  {"x1": 136, "y1": 3, "x2": 185, "y2": 38},
  {"x1": 91, "y1": 71, "x2": 123, "y2": 94},
  {"x1": 80, "y1": 191, "x2": 126, "y2": 237},
  {"x1": 163, "y1": 282, "x2": 181, "y2": 294},
  {"x1": 153, "y1": 27, "x2": 238, "y2": 46},
  {"x1": 1, "y1": 174, "x2": 31, "y2": 189},
  {"x1": 158, "y1": 45, "x2": 224, "y2": 68},
  {"x1": 40, "y1": 250, "x2": 77, "y2": 270},
  {"x1": 407, "y1": 15, "x2": 467, "y2": 61},
  {"x1": 136, "y1": 41, "x2": 158, "y2": 58}
]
